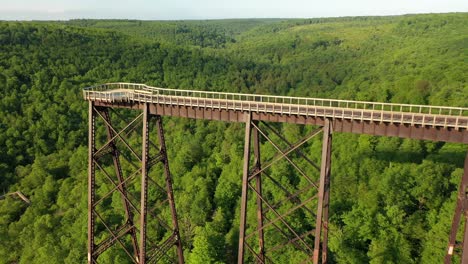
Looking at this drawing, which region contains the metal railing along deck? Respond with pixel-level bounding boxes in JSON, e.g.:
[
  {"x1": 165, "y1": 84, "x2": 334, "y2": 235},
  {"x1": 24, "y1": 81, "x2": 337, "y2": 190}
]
[{"x1": 83, "y1": 83, "x2": 468, "y2": 130}]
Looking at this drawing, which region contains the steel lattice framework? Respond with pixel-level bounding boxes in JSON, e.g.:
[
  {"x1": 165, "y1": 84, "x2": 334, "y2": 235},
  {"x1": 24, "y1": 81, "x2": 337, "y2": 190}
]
[
  {"x1": 84, "y1": 83, "x2": 468, "y2": 264},
  {"x1": 88, "y1": 103, "x2": 183, "y2": 264},
  {"x1": 237, "y1": 116, "x2": 332, "y2": 263}
]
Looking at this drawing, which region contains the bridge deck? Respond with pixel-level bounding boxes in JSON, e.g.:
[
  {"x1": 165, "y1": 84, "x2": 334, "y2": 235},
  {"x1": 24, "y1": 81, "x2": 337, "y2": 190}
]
[{"x1": 83, "y1": 83, "x2": 468, "y2": 143}]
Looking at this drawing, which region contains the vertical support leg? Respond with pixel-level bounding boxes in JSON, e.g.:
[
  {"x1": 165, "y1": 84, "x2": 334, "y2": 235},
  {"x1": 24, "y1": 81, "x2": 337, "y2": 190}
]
[
  {"x1": 238, "y1": 113, "x2": 252, "y2": 264},
  {"x1": 321, "y1": 125, "x2": 332, "y2": 264},
  {"x1": 253, "y1": 121, "x2": 265, "y2": 263},
  {"x1": 445, "y1": 151, "x2": 468, "y2": 264},
  {"x1": 140, "y1": 104, "x2": 150, "y2": 264},
  {"x1": 313, "y1": 119, "x2": 332, "y2": 264},
  {"x1": 102, "y1": 109, "x2": 139, "y2": 260},
  {"x1": 88, "y1": 103, "x2": 96, "y2": 264},
  {"x1": 156, "y1": 115, "x2": 185, "y2": 264}
]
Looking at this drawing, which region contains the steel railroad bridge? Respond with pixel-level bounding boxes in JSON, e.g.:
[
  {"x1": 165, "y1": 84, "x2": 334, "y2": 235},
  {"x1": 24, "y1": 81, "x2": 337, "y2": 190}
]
[{"x1": 84, "y1": 83, "x2": 468, "y2": 264}]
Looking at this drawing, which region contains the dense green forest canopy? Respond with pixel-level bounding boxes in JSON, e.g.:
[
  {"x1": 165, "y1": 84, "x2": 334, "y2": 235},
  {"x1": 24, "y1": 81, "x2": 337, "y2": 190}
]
[{"x1": 0, "y1": 13, "x2": 467, "y2": 263}]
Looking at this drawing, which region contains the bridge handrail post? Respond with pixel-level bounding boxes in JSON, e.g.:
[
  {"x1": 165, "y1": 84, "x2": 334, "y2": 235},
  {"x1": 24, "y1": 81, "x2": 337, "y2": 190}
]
[
  {"x1": 380, "y1": 106, "x2": 384, "y2": 123},
  {"x1": 295, "y1": 100, "x2": 298, "y2": 114},
  {"x1": 240, "y1": 97, "x2": 243, "y2": 111}
]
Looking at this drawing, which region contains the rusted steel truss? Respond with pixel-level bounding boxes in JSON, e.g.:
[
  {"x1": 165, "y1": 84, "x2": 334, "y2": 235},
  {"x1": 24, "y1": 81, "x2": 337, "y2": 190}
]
[
  {"x1": 87, "y1": 94, "x2": 468, "y2": 264},
  {"x1": 238, "y1": 113, "x2": 333, "y2": 264},
  {"x1": 445, "y1": 151, "x2": 468, "y2": 264},
  {"x1": 88, "y1": 102, "x2": 184, "y2": 264}
]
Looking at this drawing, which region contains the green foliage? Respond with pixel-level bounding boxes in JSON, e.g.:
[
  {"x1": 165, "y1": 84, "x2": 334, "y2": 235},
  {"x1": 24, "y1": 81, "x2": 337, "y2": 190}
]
[{"x1": 0, "y1": 13, "x2": 466, "y2": 263}]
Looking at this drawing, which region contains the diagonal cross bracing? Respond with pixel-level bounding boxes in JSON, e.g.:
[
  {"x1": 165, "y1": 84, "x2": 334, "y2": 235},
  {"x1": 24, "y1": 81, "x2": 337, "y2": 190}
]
[
  {"x1": 88, "y1": 103, "x2": 184, "y2": 264},
  {"x1": 238, "y1": 114, "x2": 331, "y2": 264}
]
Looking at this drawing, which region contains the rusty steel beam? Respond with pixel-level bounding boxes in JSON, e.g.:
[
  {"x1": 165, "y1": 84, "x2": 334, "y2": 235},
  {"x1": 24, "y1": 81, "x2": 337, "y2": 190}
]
[
  {"x1": 88, "y1": 102, "x2": 96, "y2": 264},
  {"x1": 140, "y1": 103, "x2": 150, "y2": 264},
  {"x1": 248, "y1": 182, "x2": 315, "y2": 253},
  {"x1": 238, "y1": 113, "x2": 252, "y2": 263},
  {"x1": 88, "y1": 94, "x2": 467, "y2": 264},
  {"x1": 260, "y1": 182, "x2": 318, "y2": 221},
  {"x1": 89, "y1": 106, "x2": 143, "y2": 263},
  {"x1": 321, "y1": 123, "x2": 332, "y2": 264},
  {"x1": 101, "y1": 109, "x2": 140, "y2": 260},
  {"x1": 261, "y1": 121, "x2": 320, "y2": 172},
  {"x1": 251, "y1": 122, "x2": 317, "y2": 187},
  {"x1": 245, "y1": 194, "x2": 318, "y2": 243},
  {"x1": 155, "y1": 114, "x2": 185, "y2": 264},
  {"x1": 239, "y1": 119, "x2": 327, "y2": 263},
  {"x1": 445, "y1": 151, "x2": 468, "y2": 264},
  {"x1": 93, "y1": 101, "x2": 467, "y2": 144},
  {"x1": 93, "y1": 161, "x2": 140, "y2": 214},
  {"x1": 313, "y1": 119, "x2": 332, "y2": 264},
  {"x1": 88, "y1": 102, "x2": 185, "y2": 263},
  {"x1": 247, "y1": 128, "x2": 323, "y2": 182},
  {"x1": 269, "y1": 229, "x2": 316, "y2": 254},
  {"x1": 94, "y1": 209, "x2": 138, "y2": 262},
  {"x1": 264, "y1": 214, "x2": 311, "y2": 255},
  {"x1": 94, "y1": 223, "x2": 134, "y2": 256},
  {"x1": 94, "y1": 109, "x2": 142, "y2": 162},
  {"x1": 253, "y1": 121, "x2": 265, "y2": 263}
]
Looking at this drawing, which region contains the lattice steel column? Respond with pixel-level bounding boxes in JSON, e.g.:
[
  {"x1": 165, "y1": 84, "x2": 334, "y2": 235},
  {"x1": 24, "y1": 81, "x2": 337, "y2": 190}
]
[
  {"x1": 140, "y1": 104, "x2": 185, "y2": 264},
  {"x1": 102, "y1": 108, "x2": 140, "y2": 261},
  {"x1": 156, "y1": 114, "x2": 185, "y2": 264},
  {"x1": 140, "y1": 104, "x2": 150, "y2": 263},
  {"x1": 238, "y1": 116, "x2": 331, "y2": 263},
  {"x1": 445, "y1": 151, "x2": 468, "y2": 264},
  {"x1": 238, "y1": 113, "x2": 252, "y2": 264},
  {"x1": 87, "y1": 102, "x2": 184, "y2": 264},
  {"x1": 313, "y1": 119, "x2": 332, "y2": 264},
  {"x1": 88, "y1": 102, "x2": 96, "y2": 264},
  {"x1": 253, "y1": 120, "x2": 265, "y2": 263}
]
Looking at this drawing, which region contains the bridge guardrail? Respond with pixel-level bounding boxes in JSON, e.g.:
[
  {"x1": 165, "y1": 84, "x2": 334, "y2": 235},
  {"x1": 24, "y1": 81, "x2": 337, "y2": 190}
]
[{"x1": 83, "y1": 82, "x2": 468, "y2": 129}]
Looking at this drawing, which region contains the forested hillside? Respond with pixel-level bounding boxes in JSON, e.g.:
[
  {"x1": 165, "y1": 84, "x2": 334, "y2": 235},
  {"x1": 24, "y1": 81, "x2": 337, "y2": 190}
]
[{"x1": 0, "y1": 13, "x2": 467, "y2": 263}]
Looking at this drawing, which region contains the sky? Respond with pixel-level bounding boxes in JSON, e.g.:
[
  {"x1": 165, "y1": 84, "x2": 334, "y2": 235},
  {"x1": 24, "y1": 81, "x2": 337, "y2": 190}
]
[{"x1": 0, "y1": 0, "x2": 467, "y2": 20}]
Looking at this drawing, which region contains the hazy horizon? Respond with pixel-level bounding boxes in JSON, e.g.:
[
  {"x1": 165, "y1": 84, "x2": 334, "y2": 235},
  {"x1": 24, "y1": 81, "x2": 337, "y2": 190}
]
[
  {"x1": 1, "y1": 0, "x2": 467, "y2": 21},
  {"x1": 2, "y1": 12, "x2": 468, "y2": 22}
]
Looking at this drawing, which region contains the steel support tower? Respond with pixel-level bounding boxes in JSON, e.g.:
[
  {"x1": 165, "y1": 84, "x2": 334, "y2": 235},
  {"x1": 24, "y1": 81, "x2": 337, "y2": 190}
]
[
  {"x1": 88, "y1": 102, "x2": 184, "y2": 264},
  {"x1": 237, "y1": 115, "x2": 332, "y2": 263}
]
